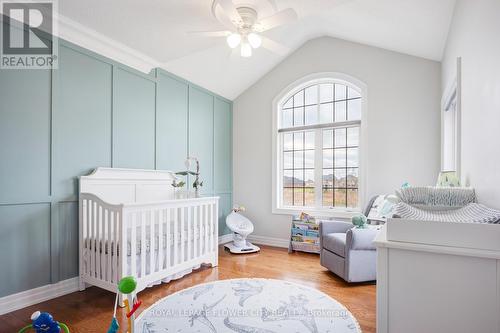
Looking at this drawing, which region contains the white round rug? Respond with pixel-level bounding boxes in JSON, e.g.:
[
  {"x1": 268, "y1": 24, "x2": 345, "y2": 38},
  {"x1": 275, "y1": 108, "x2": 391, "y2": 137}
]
[{"x1": 136, "y1": 278, "x2": 362, "y2": 333}]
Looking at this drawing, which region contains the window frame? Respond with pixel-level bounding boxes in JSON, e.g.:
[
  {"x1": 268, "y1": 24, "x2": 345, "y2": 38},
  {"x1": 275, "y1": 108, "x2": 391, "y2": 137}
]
[
  {"x1": 441, "y1": 57, "x2": 461, "y2": 175},
  {"x1": 272, "y1": 73, "x2": 368, "y2": 217}
]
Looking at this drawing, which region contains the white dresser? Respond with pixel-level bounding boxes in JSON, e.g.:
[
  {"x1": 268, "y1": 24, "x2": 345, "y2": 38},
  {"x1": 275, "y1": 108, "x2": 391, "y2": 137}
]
[{"x1": 375, "y1": 219, "x2": 500, "y2": 333}]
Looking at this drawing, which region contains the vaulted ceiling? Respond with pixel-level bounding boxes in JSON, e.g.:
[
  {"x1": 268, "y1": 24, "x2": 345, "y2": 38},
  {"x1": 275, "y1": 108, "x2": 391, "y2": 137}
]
[{"x1": 58, "y1": 0, "x2": 456, "y2": 100}]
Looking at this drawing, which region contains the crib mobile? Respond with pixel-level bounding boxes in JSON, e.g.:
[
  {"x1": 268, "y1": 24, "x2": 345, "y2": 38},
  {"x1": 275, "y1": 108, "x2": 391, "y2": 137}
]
[
  {"x1": 17, "y1": 311, "x2": 70, "y2": 333},
  {"x1": 107, "y1": 276, "x2": 142, "y2": 333}
]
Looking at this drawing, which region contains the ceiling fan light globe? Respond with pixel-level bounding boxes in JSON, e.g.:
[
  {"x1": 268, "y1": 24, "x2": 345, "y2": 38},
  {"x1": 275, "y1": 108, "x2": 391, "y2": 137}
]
[
  {"x1": 247, "y1": 33, "x2": 262, "y2": 48},
  {"x1": 241, "y1": 42, "x2": 252, "y2": 57},
  {"x1": 226, "y1": 33, "x2": 241, "y2": 48}
]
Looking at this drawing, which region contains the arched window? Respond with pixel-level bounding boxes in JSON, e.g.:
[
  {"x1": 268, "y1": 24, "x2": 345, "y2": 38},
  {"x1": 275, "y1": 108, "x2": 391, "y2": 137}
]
[{"x1": 273, "y1": 74, "x2": 366, "y2": 214}]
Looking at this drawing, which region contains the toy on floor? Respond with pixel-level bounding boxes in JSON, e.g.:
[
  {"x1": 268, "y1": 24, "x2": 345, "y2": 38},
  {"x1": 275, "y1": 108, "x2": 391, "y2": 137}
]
[
  {"x1": 224, "y1": 205, "x2": 260, "y2": 254},
  {"x1": 18, "y1": 311, "x2": 69, "y2": 333},
  {"x1": 107, "y1": 276, "x2": 142, "y2": 333}
]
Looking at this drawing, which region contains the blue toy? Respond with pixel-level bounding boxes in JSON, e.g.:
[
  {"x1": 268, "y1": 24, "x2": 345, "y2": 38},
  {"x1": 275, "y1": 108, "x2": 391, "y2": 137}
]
[
  {"x1": 351, "y1": 214, "x2": 368, "y2": 229},
  {"x1": 107, "y1": 317, "x2": 119, "y2": 333},
  {"x1": 18, "y1": 311, "x2": 69, "y2": 333}
]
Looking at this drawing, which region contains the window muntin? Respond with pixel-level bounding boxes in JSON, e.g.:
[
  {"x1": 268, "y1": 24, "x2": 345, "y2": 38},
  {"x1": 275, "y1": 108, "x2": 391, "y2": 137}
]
[
  {"x1": 278, "y1": 81, "x2": 362, "y2": 211},
  {"x1": 282, "y1": 130, "x2": 316, "y2": 207},
  {"x1": 321, "y1": 127, "x2": 359, "y2": 208}
]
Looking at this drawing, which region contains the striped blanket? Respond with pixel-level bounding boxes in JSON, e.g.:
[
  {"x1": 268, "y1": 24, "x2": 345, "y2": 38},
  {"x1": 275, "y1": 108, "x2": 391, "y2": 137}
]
[
  {"x1": 396, "y1": 187, "x2": 476, "y2": 207},
  {"x1": 393, "y1": 202, "x2": 500, "y2": 224}
]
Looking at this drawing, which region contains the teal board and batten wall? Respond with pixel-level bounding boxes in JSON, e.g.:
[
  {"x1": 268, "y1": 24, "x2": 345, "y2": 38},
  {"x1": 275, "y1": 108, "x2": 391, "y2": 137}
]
[{"x1": 0, "y1": 38, "x2": 232, "y2": 298}]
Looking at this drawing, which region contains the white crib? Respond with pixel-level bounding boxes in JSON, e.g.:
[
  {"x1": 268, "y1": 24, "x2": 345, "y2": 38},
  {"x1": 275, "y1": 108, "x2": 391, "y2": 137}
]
[{"x1": 78, "y1": 168, "x2": 218, "y2": 299}]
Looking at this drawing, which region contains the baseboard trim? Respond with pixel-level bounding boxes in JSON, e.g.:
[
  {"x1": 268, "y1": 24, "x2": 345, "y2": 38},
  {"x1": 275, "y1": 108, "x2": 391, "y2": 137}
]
[
  {"x1": 218, "y1": 233, "x2": 233, "y2": 245},
  {"x1": 0, "y1": 277, "x2": 80, "y2": 315},
  {"x1": 1, "y1": 235, "x2": 285, "y2": 315},
  {"x1": 247, "y1": 235, "x2": 289, "y2": 248}
]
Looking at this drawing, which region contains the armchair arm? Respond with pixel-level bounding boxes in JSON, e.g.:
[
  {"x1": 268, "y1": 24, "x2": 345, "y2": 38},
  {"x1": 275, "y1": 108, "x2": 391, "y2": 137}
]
[
  {"x1": 318, "y1": 220, "x2": 353, "y2": 249},
  {"x1": 319, "y1": 220, "x2": 352, "y2": 235},
  {"x1": 346, "y1": 228, "x2": 378, "y2": 251}
]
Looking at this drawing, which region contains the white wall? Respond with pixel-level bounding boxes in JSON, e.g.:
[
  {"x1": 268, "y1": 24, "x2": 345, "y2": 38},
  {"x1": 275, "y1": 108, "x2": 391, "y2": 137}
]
[
  {"x1": 233, "y1": 36, "x2": 441, "y2": 240},
  {"x1": 442, "y1": 0, "x2": 500, "y2": 209}
]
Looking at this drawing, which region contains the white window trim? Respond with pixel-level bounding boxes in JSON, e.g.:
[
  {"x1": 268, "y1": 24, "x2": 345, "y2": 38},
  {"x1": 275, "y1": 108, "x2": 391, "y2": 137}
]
[
  {"x1": 272, "y1": 72, "x2": 368, "y2": 217},
  {"x1": 441, "y1": 57, "x2": 462, "y2": 176}
]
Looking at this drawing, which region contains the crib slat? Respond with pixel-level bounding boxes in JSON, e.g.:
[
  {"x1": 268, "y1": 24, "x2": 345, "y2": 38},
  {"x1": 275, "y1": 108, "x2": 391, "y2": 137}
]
[
  {"x1": 166, "y1": 208, "x2": 171, "y2": 268},
  {"x1": 84, "y1": 200, "x2": 89, "y2": 277},
  {"x1": 101, "y1": 207, "x2": 106, "y2": 281},
  {"x1": 118, "y1": 211, "x2": 124, "y2": 283},
  {"x1": 95, "y1": 202, "x2": 98, "y2": 277},
  {"x1": 97, "y1": 205, "x2": 103, "y2": 279},
  {"x1": 180, "y1": 206, "x2": 185, "y2": 262},
  {"x1": 109, "y1": 211, "x2": 115, "y2": 283},
  {"x1": 130, "y1": 212, "x2": 137, "y2": 278},
  {"x1": 209, "y1": 203, "x2": 214, "y2": 253},
  {"x1": 150, "y1": 210, "x2": 155, "y2": 274},
  {"x1": 204, "y1": 204, "x2": 208, "y2": 255},
  {"x1": 106, "y1": 209, "x2": 111, "y2": 282},
  {"x1": 193, "y1": 206, "x2": 198, "y2": 258},
  {"x1": 199, "y1": 205, "x2": 203, "y2": 256},
  {"x1": 158, "y1": 209, "x2": 164, "y2": 271},
  {"x1": 141, "y1": 211, "x2": 146, "y2": 278},
  {"x1": 198, "y1": 206, "x2": 201, "y2": 257},
  {"x1": 206, "y1": 204, "x2": 210, "y2": 254},
  {"x1": 200, "y1": 205, "x2": 202, "y2": 253},
  {"x1": 112, "y1": 212, "x2": 118, "y2": 283},
  {"x1": 92, "y1": 202, "x2": 97, "y2": 278},
  {"x1": 101, "y1": 206, "x2": 106, "y2": 279},
  {"x1": 85, "y1": 200, "x2": 92, "y2": 275},
  {"x1": 199, "y1": 205, "x2": 203, "y2": 257},
  {"x1": 174, "y1": 208, "x2": 179, "y2": 265},
  {"x1": 80, "y1": 200, "x2": 86, "y2": 279},
  {"x1": 206, "y1": 204, "x2": 210, "y2": 253},
  {"x1": 187, "y1": 206, "x2": 192, "y2": 260},
  {"x1": 87, "y1": 201, "x2": 91, "y2": 278},
  {"x1": 99, "y1": 206, "x2": 107, "y2": 280}
]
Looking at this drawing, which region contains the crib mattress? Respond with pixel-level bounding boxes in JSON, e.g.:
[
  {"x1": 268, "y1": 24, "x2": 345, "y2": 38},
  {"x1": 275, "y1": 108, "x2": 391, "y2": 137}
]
[
  {"x1": 83, "y1": 247, "x2": 207, "y2": 283},
  {"x1": 84, "y1": 225, "x2": 208, "y2": 256}
]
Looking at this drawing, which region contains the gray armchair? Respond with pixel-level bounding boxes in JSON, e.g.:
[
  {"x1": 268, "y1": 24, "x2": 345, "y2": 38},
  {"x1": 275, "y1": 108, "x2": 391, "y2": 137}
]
[{"x1": 319, "y1": 197, "x2": 380, "y2": 282}]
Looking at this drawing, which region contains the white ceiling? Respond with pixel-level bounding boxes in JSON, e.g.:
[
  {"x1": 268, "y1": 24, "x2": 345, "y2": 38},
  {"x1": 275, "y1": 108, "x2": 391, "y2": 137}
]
[{"x1": 59, "y1": 0, "x2": 456, "y2": 100}]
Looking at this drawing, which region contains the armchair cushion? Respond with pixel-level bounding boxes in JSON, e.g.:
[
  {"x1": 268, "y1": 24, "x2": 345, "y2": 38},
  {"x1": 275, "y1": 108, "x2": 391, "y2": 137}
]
[{"x1": 322, "y1": 233, "x2": 347, "y2": 257}]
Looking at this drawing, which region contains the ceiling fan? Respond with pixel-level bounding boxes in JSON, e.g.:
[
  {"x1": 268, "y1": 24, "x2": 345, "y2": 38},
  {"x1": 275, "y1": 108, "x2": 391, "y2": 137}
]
[{"x1": 192, "y1": 0, "x2": 298, "y2": 57}]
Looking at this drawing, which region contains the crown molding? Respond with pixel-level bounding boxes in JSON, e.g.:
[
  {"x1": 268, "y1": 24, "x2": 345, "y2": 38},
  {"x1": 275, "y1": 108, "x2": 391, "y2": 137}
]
[{"x1": 55, "y1": 14, "x2": 161, "y2": 73}]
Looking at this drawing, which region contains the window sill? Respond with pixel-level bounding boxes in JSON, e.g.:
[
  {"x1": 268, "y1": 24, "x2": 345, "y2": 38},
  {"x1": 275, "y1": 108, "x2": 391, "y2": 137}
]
[{"x1": 272, "y1": 207, "x2": 361, "y2": 219}]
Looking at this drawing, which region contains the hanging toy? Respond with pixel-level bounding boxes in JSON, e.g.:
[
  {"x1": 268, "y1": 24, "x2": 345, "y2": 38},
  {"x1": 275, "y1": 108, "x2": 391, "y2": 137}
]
[
  {"x1": 18, "y1": 311, "x2": 70, "y2": 333},
  {"x1": 117, "y1": 276, "x2": 141, "y2": 333},
  {"x1": 106, "y1": 292, "x2": 120, "y2": 333}
]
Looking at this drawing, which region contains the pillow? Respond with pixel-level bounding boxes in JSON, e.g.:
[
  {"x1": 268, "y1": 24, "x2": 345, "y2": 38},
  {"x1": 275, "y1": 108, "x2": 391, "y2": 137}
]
[{"x1": 367, "y1": 194, "x2": 398, "y2": 222}]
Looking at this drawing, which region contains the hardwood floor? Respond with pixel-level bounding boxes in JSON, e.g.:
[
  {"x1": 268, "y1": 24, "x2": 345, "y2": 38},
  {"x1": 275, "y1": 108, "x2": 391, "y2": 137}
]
[{"x1": 0, "y1": 245, "x2": 376, "y2": 333}]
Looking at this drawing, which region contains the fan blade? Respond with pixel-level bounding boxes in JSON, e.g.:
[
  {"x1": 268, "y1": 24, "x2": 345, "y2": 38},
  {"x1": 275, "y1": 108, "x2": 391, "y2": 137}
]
[
  {"x1": 261, "y1": 36, "x2": 290, "y2": 55},
  {"x1": 227, "y1": 47, "x2": 240, "y2": 61},
  {"x1": 219, "y1": 14, "x2": 238, "y2": 31},
  {"x1": 217, "y1": 0, "x2": 241, "y2": 23},
  {"x1": 256, "y1": 8, "x2": 298, "y2": 32},
  {"x1": 188, "y1": 31, "x2": 230, "y2": 37}
]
